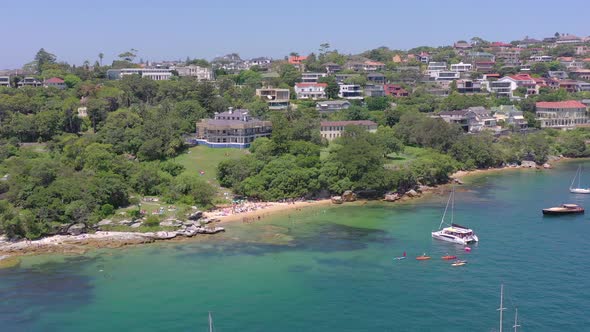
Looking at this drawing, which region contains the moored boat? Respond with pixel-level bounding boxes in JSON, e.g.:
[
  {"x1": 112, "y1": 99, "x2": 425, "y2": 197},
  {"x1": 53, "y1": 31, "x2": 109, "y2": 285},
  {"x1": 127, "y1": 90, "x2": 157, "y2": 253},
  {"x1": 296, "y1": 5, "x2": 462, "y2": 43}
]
[
  {"x1": 416, "y1": 254, "x2": 431, "y2": 260},
  {"x1": 542, "y1": 204, "x2": 584, "y2": 215},
  {"x1": 441, "y1": 255, "x2": 457, "y2": 260},
  {"x1": 569, "y1": 165, "x2": 590, "y2": 194},
  {"x1": 432, "y1": 187, "x2": 479, "y2": 245}
]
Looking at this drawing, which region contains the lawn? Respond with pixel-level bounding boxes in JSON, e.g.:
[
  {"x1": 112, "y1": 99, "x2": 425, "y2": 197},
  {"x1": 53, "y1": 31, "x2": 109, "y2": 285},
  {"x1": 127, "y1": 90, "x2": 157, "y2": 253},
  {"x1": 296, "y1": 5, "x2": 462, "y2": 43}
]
[{"x1": 384, "y1": 146, "x2": 425, "y2": 168}]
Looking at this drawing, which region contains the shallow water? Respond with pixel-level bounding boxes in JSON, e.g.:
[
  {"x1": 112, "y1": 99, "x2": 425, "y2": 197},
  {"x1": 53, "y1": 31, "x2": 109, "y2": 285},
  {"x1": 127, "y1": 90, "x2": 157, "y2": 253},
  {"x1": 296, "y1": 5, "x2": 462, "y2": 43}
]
[{"x1": 2, "y1": 162, "x2": 590, "y2": 331}]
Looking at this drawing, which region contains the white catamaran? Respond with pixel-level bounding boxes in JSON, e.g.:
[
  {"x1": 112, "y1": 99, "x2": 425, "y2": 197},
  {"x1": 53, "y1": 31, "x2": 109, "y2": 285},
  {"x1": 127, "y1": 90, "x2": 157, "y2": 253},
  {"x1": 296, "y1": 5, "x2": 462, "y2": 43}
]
[
  {"x1": 431, "y1": 187, "x2": 478, "y2": 245},
  {"x1": 570, "y1": 165, "x2": 590, "y2": 194}
]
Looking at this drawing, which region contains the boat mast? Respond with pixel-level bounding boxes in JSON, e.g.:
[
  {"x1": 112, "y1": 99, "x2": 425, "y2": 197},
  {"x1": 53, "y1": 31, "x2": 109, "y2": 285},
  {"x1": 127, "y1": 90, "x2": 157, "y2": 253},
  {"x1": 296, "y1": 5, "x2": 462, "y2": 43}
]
[
  {"x1": 450, "y1": 186, "x2": 454, "y2": 225},
  {"x1": 438, "y1": 187, "x2": 453, "y2": 230},
  {"x1": 497, "y1": 284, "x2": 506, "y2": 332},
  {"x1": 209, "y1": 312, "x2": 214, "y2": 332},
  {"x1": 513, "y1": 308, "x2": 520, "y2": 332}
]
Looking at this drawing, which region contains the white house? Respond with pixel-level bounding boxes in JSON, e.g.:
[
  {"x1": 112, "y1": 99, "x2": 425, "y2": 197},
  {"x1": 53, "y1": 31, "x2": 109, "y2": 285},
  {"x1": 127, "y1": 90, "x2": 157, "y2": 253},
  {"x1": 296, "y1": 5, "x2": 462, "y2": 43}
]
[
  {"x1": 294, "y1": 83, "x2": 327, "y2": 99},
  {"x1": 450, "y1": 62, "x2": 472, "y2": 73},
  {"x1": 173, "y1": 65, "x2": 214, "y2": 81}
]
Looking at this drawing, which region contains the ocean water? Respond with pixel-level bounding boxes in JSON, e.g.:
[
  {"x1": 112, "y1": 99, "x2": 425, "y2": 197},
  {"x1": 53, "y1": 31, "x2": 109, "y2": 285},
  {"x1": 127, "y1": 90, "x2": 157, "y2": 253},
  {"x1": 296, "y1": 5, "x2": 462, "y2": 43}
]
[{"x1": 2, "y1": 162, "x2": 590, "y2": 331}]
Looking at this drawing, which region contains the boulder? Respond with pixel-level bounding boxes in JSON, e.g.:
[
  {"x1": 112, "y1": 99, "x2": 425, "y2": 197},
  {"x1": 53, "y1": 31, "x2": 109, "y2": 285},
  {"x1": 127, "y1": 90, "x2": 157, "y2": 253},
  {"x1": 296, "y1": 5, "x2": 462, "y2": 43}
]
[
  {"x1": 159, "y1": 220, "x2": 181, "y2": 227},
  {"x1": 97, "y1": 219, "x2": 112, "y2": 226},
  {"x1": 118, "y1": 219, "x2": 133, "y2": 225},
  {"x1": 521, "y1": 160, "x2": 537, "y2": 168},
  {"x1": 342, "y1": 190, "x2": 357, "y2": 202},
  {"x1": 188, "y1": 211, "x2": 203, "y2": 220},
  {"x1": 405, "y1": 189, "x2": 419, "y2": 198},
  {"x1": 384, "y1": 193, "x2": 400, "y2": 202},
  {"x1": 130, "y1": 222, "x2": 142, "y2": 228},
  {"x1": 155, "y1": 231, "x2": 178, "y2": 239},
  {"x1": 67, "y1": 223, "x2": 86, "y2": 236},
  {"x1": 543, "y1": 163, "x2": 552, "y2": 169},
  {"x1": 331, "y1": 196, "x2": 343, "y2": 204}
]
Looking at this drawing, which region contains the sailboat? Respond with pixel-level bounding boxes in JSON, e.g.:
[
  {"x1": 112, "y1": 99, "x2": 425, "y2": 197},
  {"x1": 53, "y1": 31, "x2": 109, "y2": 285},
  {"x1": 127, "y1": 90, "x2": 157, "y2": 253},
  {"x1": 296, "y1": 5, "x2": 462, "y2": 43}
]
[
  {"x1": 569, "y1": 165, "x2": 590, "y2": 194},
  {"x1": 431, "y1": 187, "x2": 478, "y2": 245}
]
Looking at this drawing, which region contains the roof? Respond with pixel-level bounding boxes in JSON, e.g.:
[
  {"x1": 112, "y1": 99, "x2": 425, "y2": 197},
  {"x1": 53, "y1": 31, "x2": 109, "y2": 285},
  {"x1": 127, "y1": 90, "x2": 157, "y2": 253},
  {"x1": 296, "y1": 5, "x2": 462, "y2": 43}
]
[
  {"x1": 558, "y1": 34, "x2": 581, "y2": 41},
  {"x1": 491, "y1": 42, "x2": 512, "y2": 47},
  {"x1": 316, "y1": 100, "x2": 351, "y2": 106},
  {"x1": 320, "y1": 120, "x2": 377, "y2": 127},
  {"x1": 45, "y1": 77, "x2": 64, "y2": 83},
  {"x1": 438, "y1": 110, "x2": 469, "y2": 116},
  {"x1": 295, "y1": 83, "x2": 327, "y2": 88},
  {"x1": 508, "y1": 74, "x2": 534, "y2": 81},
  {"x1": 364, "y1": 61, "x2": 385, "y2": 66},
  {"x1": 536, "y1": 101, "x2": 587, "y2": 109}
]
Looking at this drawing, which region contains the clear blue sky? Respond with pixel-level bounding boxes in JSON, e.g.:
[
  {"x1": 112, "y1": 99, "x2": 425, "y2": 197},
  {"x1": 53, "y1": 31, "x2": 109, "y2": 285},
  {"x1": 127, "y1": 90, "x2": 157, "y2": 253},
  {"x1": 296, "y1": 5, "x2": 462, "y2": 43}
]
[{"x1": 1, "y1": 0, "x2": 588, "y2": 69}]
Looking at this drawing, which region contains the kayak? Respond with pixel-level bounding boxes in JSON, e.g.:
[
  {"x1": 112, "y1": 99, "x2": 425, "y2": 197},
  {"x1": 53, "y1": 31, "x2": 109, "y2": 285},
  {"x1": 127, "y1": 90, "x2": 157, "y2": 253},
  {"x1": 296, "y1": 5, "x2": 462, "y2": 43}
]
[
  {"x1": 416, "y1": 256, "x2": 431, "y2": 260},
  {"x1": 451, "y1": 260, "x2": 467, "y2": 267},
  {"x1": 442, "y1": 255, "x2": 457, "y2": 260},
  {"x1": 393, "y1": 257, "x2": 406, "y2": 261}
]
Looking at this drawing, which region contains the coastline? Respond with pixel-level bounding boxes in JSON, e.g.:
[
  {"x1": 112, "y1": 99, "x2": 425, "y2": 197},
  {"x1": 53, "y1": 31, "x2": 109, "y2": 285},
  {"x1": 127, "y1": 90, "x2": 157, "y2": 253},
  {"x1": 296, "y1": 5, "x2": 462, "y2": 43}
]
[{"x1": 0, "y1": 157, "x2": 580, "y2": 262}]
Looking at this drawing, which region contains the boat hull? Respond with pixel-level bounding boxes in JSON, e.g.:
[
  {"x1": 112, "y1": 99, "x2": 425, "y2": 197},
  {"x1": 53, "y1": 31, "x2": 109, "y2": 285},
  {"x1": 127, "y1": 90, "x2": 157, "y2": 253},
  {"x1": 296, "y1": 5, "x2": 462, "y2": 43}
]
[
  {"x1": 570, "y1": 188, "x2": 590, "y2": 194},
  {"x1": 542, "y1": 209, "x2": 584, "y2": 215},
  {"x1": 432, "y1": 232, "x2": 478, "y2": 245}
]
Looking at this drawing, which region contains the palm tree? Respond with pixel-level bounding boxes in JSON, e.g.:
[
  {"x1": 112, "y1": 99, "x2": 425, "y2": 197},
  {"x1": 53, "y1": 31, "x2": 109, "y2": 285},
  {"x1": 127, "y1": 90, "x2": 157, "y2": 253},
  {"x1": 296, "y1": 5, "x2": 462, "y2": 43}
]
[{"x1": 98, "y1": 52, "x2": 104, "y2": 66}]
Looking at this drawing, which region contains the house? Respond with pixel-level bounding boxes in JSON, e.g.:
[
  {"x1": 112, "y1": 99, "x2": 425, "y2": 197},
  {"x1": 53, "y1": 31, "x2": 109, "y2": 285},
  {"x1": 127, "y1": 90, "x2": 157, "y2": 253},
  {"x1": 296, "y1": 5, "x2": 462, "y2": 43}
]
[
  {"x1": 556, "y1": 34, "x2": 582, "y2": 44},
  {"x1": 288, "y1": 55, "x2": 308, "y2": 65},
  {"x1": 437, "y1": 107, "x2": 497, "y2": 132},
  {"x1": 211, "y1": 53, "x2": 248, "y2": 73},
  {"x1": 195, "y1": 108, "x2": 272, "y2": 148},
  {"x1": 494, "y1": 74, "x2": 537, "y2": 96},
  {"x1": 576, "y1": 81, "x2": 590, "y2": 92},
  {"x1": 324, "y1": 62, "x2": 341, "y2": 74},
  {"x1": 338, "y1": 84, "x2": 363, "y2": 99},
  {"x1": 43, "y1": 77, "x2": 66, "y2": 89},
  {"x1": 432, "y1": 71, "x2": 460, "y2": 81},
  {"x1": 17, "y1": 77, "x2": 42, "y2": 88},
  {"x1": 536, "y1": 100, "x2": 588, "y2": 129},
  {"x1": 255, "y1": 88, "x2": 290, "y2": 109},
  {"x1": 534, "y1": 77, "x2": 559, "y2": 90},
  {"x1": 416, "y1": 52, "x2": 430, "y2": 64},
  {"x1": 427, "y1": 62, "x2": 447, "y2": 76},
  {"x1": 453, "y1": 41, "x2": 472, "y2": 50},
  {"x1": 569, "y1": 69, "x2": 590, "y2": 80},
  {"x1": 364, "y1": 84, "x2": 385, "y2": 97},
  {"x1": 468, "y1": 52, "x2": 495, "y2": 62},
  {"x1": 173, "y1": 65, "x2": 214, "y2": 81},
  {"x1": 346, "y1": 61, "x2": 365, "y2": 72},
  {"x1": 247, "y1": 57, "x2": 272, "y2": 69},
  {"x1": 548, "y1": 71, "x2": 568, "y2": 80},
  {"x1": 108, "y1": 68, "x2": 173, "y2": 80},
  {"x1": 492, "y1": 105, "x2": 528, "y2": 129},
  {"x1": 575, "y1": 46, "x2": 589, "y2": 56},
  {"x1": 491, "y1": 41, "x2": 512, "y2": 49},
  {"x1": 334, "y1": 74, "x2": 355, "y2": 84},
  {"x1": 384, "y1": 84, "x2": 409, "y2": 97},
  {"x1": 316, "y1": 100, "x2": 351, "y2": 113},
  {"x1": 367, "y1": 73, "x2": 386, "y2": 84},
  {"x1": 475, "y1": 61, "x2": 495, "y2": 73},
  {"x1": 294, "y1": 83, "x2": 327, "y2": 99},
  {"x1": 0, "y1": 76, "x2": 9, "y2": 87},
  {"x1": 517, "y1": 36, "x2": 542, "y2": 47},
  {"x1": 456, "y1": 79, "x2": 481, "y2": 93},
  {"x1": 559, "y1": 80, "x2": 579, "y2": 93},
  {"x1": 487, "y1": 80, "x2": 514, "y2": 98},
  {"x1": 300, "y1": 72, "x2": 327, "y2": 83},
  {"x1": 392, "y1": 54, "x2": 404, "y2": 63},
  {"x1": 363, "y1": 61, "x2": 386, "y2": 71},
  {"x1": 320, "y1": 120, "x2": 377, "y2": 141},
  {"x1": 450, "y1": 62, "x2": 473, "y2": 73},
  {"x1": 529, "y1": 55, "x2": 553, "y2": 63},
  {"x1": 495, "y1": 50, "x2": 521, "y2": 66}
]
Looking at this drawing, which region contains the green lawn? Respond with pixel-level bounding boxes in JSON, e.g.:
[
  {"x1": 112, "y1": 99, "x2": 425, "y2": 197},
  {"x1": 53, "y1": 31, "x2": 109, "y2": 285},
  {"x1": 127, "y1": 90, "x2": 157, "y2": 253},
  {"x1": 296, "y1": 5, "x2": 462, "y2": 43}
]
[
  {"x1": 385, "y1": 146, "x2": 425, "y2": 168},
  {"x1": 174, "y1": 145, "x2": 248, "y2": 184}
]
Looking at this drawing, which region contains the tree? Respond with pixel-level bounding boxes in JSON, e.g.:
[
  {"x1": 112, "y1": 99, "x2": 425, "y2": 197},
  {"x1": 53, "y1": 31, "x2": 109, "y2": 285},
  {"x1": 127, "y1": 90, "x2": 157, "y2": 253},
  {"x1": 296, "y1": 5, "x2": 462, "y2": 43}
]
[
  {"x1": 34, "y1": 48, "x2": 57, "y2": 73},
  {"x1": 318, "y1": 76, "x2": 339, "y2": 99},
  {"x1": 279, "y1": 64, "x2": 301, "y2": 87},
  {"x1": 64, "y1": 74, "x2": 82, "y2": 88},
  {"x1": 118, "y1": 49, "x2": 138, "y2": 62}
]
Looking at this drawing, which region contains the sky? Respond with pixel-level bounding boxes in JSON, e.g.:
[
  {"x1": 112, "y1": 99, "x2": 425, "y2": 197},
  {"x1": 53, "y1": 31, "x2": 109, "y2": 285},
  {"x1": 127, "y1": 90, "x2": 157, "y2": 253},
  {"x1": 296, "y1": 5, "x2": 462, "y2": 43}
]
[{"x1": 1, "y1": 0, "x2": 589, "y2": 69}]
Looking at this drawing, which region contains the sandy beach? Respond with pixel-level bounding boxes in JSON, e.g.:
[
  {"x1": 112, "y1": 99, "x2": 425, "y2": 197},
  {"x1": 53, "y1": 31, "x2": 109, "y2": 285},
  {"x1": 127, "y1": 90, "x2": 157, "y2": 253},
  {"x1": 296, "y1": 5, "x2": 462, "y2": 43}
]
[{"x1": 206, "y1": 199, "x2": 333, "y2": 224}]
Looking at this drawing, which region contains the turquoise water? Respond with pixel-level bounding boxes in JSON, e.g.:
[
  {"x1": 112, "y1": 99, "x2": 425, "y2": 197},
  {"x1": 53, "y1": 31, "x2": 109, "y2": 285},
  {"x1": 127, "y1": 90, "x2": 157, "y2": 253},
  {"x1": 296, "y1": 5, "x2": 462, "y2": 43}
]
[{"x1": 2, "y1": 162, "x2": 590, "y2": 331}]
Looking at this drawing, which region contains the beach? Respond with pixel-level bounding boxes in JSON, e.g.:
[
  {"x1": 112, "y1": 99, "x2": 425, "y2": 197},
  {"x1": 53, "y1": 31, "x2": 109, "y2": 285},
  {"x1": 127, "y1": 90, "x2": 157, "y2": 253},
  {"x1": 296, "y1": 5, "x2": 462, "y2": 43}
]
[{"x1": 207, "y1": 199, "x2": 333, "y2": 224}]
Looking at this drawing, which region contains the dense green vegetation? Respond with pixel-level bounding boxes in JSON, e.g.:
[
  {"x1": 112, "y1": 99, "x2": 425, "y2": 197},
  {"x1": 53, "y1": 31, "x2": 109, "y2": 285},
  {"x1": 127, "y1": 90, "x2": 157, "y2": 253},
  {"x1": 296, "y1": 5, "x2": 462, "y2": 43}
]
[{"x1": 1, "y1": 47, "x2": 590, "y2": 239}]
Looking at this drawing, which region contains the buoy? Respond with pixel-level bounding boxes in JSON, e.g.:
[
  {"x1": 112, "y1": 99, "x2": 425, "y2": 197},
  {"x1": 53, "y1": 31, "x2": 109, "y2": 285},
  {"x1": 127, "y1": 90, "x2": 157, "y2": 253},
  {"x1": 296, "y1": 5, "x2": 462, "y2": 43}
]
[{"x1": 465, "y1": 247, "x2": 471, "y2": 252}]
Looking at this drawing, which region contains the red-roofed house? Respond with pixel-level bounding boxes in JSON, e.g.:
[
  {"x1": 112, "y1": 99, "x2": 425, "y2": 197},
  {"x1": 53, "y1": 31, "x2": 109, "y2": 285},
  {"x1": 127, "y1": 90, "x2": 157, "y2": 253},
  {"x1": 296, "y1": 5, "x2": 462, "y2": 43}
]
[
  {"x1": 383, "y1": 84, "x2": 409, "y2": 97},
  {"x1": 559, "y1": 80, "x2": 579, "y2": 93},
  {"x1": 294, "y1": 83, "x2": 327, "y2": 99},
  {"x1": 364, "y1": 61, "x2": 385, "y2": 71},
  {"x1": 536, "y1": 100, "x2": 588, "y2": 129},
  {"x1": 320, "y1": 120, "x2": 378, "y2": 141},
  {"x1": 498, "y1": 74, "x2": 538, "y2": 95},
  {"x1": 475, "y1": 61, "x2": 495, "y2": 73},
  {"x1": 288, "y1": 55, "x2": 308, "y2": 65},
  {"x1": 491, "y1": 42, "x2": 512, "y2": 48},
  {"x1": 44, "y1": 77, "x2": 66, "y2": 89}
]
